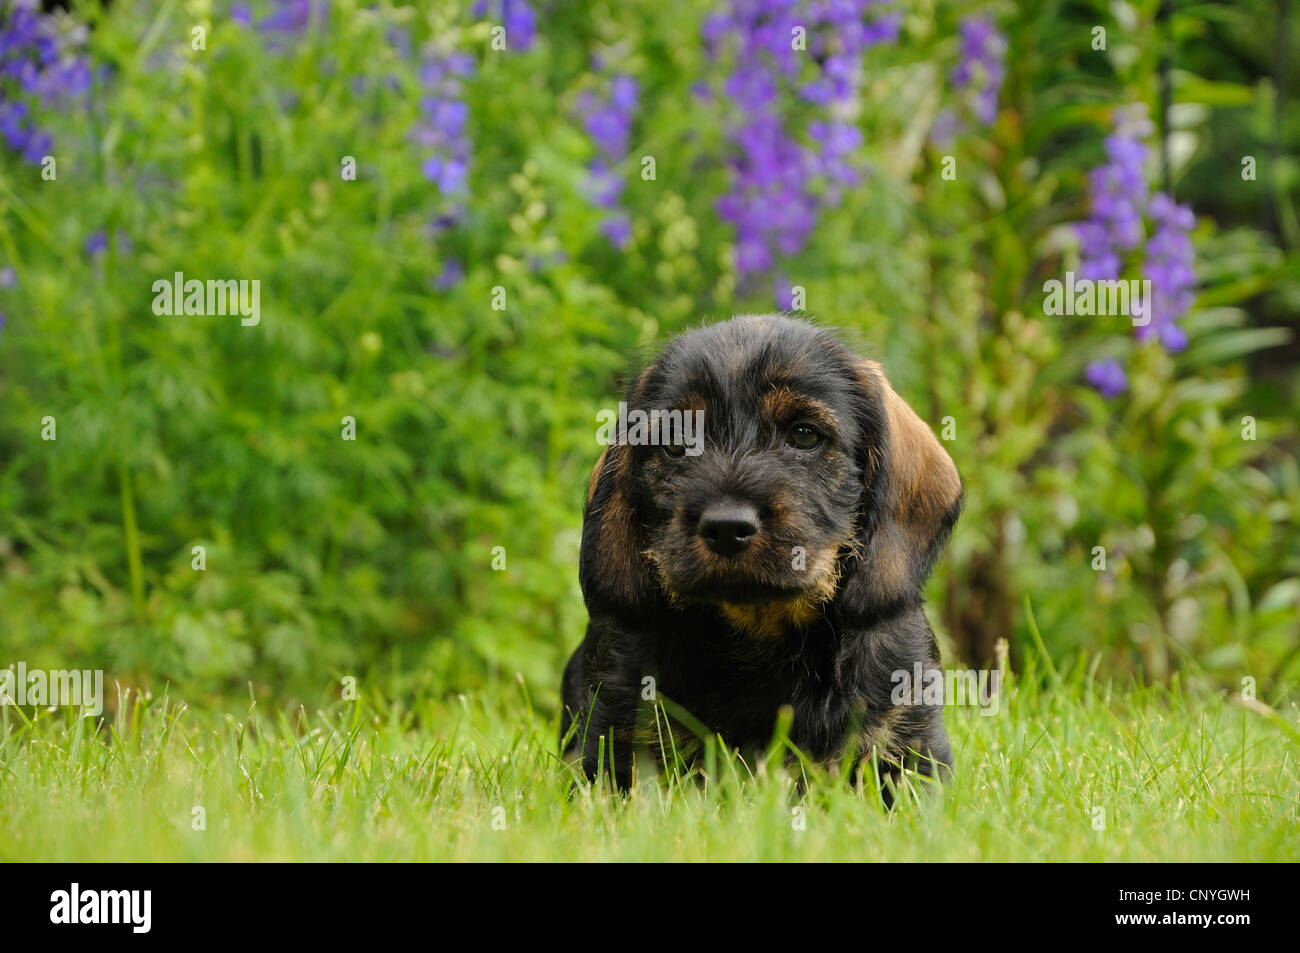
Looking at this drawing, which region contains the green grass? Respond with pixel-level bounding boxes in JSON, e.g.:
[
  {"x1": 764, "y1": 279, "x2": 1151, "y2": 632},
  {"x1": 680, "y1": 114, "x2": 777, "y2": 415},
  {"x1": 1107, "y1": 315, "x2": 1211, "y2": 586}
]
[{"x1": 1, "y1": 666, "x2": 1297, "y2": 862}]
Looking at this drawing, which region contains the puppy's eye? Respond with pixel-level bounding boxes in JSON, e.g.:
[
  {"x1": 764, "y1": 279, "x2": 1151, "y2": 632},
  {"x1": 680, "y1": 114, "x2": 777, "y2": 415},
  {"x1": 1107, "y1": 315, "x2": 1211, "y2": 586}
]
[
  {"x1": 662, "y1": 443, "x2": 686, "y2": 459},
  {"x1": 786, "y1": 424, "x2": 823, "y2": 451}
]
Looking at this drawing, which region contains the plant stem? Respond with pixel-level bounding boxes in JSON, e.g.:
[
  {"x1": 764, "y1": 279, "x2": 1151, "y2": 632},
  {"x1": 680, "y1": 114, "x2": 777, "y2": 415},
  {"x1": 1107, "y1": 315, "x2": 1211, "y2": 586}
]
[{"x1": 118, "y1": 461, "x2": 145, "y2": 619}]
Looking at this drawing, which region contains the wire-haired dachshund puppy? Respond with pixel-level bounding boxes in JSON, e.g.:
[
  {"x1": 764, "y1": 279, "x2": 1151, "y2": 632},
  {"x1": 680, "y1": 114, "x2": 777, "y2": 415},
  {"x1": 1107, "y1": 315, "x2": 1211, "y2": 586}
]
[{"x1": 561, "y1": 314, "x2": 962, "y2": 793}]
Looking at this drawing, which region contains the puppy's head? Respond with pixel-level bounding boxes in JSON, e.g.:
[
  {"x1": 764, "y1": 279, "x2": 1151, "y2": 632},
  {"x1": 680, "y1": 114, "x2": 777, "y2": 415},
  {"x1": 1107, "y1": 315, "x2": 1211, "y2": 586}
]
[{"x1": 581, "y1": 315, "x2": 961, "y2": 634}]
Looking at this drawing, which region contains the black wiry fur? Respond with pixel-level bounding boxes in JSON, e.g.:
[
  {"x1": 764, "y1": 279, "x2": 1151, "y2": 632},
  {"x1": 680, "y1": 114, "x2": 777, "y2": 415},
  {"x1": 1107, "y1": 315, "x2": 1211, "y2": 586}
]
[{"x1": 561, "y1": 315, "x2": 961, "y2": 794}]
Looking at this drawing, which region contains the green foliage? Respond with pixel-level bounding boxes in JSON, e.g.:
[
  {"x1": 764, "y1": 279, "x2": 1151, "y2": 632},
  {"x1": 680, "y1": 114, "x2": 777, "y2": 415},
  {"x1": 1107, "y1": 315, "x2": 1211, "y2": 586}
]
[
  {"x1": 0, "y1": 672, "x2": 1295, "y2": 861},
  {"x1": 0, "y1": 0, "x2": 1297, "y2": 711}
]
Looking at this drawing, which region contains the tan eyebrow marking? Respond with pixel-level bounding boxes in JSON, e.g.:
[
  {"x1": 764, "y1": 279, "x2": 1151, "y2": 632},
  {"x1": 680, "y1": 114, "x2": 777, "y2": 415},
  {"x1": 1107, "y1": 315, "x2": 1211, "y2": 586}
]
[{"x1": 758, "y1": 387, "x2": 838, "y2": 432}]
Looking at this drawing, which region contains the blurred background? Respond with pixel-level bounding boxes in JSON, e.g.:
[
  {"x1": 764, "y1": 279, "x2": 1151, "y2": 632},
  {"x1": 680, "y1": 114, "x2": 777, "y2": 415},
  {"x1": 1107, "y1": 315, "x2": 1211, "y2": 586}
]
[{"x1": 0, "y1": 0, "x2": 1297, "y2": 715}]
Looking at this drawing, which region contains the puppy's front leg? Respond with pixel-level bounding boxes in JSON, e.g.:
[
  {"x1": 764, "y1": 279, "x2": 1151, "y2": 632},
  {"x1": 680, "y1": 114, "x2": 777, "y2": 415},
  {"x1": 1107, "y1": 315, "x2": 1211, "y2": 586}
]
[
  {"x1": 569, "y1": 620, "x2": 653, "y2": 791},
  {"x1": 855, "y1": 699, "x2": 953, "y2": 802},
  {"x1": 802, "y1": 615, "x2": 954, "y2": 797}
]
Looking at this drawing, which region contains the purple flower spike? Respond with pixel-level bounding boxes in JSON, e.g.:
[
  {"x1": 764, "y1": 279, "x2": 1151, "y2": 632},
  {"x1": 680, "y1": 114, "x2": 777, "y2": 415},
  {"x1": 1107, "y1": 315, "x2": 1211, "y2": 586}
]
[
  {"x1": 413, "y1": 46, "x2": 474, "y2": 227},
  {"x1": 1076, "y1": 111, "x2": 1152, "y2": 284},
  {"x1": 0, "y1": 0, "x2": 92, "y2": 163},
  {"x1": 1072, "y1": 109, "x2": 1197, "y2": 357},
  {"x1": 1143, "y1": 191, "x2": 1196, "y2": 349},
  {"x1": 574, "y1": 71, "x2": 640, "y2": 249},
  {"x1": 707, "y1": 0, "x2": 898, "y2": 298},
  {"x1": 941, "y1": 16, "x2": 1007, "y2": 139}
]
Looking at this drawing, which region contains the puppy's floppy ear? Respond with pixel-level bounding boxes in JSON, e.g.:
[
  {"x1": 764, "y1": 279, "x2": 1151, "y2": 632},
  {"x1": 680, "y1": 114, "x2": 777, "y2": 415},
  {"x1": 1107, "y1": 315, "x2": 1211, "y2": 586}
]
[
  {"x1": 579, "y1": 376, "x2": 660, "y2": 615},
  {"x1": 843, "y1": 359, "x2": 962, "y2": 614},
  {"x1": 585, "y1": 446, "x2": 610, "y2": 507}
]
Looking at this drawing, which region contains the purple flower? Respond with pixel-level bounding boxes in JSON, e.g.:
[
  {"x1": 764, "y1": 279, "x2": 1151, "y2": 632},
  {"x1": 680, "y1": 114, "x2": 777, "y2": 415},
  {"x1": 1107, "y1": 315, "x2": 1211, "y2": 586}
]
[
  {"x1": 1138, "y1": 192, "x2": 1196, "y2": 351},
  {"x1": 930, "y1": 108, "x2": 960, "y2": 147},
  {"x1": 598, "y1": 214, "x2": 632, "y2": 250},
  {"x1": 1071, "y1": 113, "x2": 1198, "y2": 389},
  {"x1": 20, "y1": 127, "x2": 48, "y2": 163},
  {"x1": 261, "y1": 0, "x2": 327, "y2": 34},
  {"x1": 1072, "y1": 108, "x2": 1195, "y2": 365},
  {"x1": 0, "y1": 266, "x2": 15, "y2": 289},
  {"x1": 1075, "y1": 111, "x2": 1151, "y2": 282},
  {"x1": 0, "y1": 0, "x2": 91, "y2": 163},
  {"x1": 938, "y1": 15, "x2": 1006, "y2": 140},
  {"x1": 773, "y1": 275, "x2": 795, "y2": 311},
  {"x1": 433, "y1": 258, "x2": 464, "y2": 291},
  {"x1": 864, "y1": 12, "x2": 902, "y2": 45},
  {"x1": 422, "y1": 155, "x2": 468, "y2": 194},
  {"x1": 808, "y1": 119, "x2": 864, "y2": 192},
  {"x1": 1085, "y1": 359, "x2": 1128, "y2": 398},
  {"x1": 0, "y1": 100, "x2": 28, "y2": 148},
  {"x1": 708, "y1": 0, "x2": 898, "y2": 302},
  {"x1": 583, "y1": 159, "x2": 626, "y2": 209},
  {"x1": 472, "y1": 0, "x2": 537, "y2": 52},
  {"x1": 610, "y1": 74, "x2": 637, "y2": 110},
  {"x1": 1157, "y1": 321, "x2": 1187, "y2": 352},
  {"x1": 574, "y1": 72, "x2": 640, "y2": 248},
  {"x1": 84, "y1": 228, "x2": 131, "y2": 259},
  {"x1": 580, "y1": 75, "x2": 638, "y2": 160},
  {"x1": 413, "y1": 46, "x2": 474, "y2": 223},
  {"x1": 430, "y1": 99, "x2": 468, "y2": 139}
]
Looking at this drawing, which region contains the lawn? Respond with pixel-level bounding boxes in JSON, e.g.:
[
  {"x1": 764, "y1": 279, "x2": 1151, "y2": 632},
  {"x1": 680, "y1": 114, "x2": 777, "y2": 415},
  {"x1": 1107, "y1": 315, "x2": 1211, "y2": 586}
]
[{"x1": 3, "y1": 663, "x2": 1296, "y2": 863}]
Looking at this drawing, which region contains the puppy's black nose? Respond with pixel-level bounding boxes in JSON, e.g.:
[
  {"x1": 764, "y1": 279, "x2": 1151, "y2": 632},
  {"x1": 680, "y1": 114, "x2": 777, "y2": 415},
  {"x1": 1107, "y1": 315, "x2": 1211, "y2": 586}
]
[{"x1": 698, "y1": 502, "x2": 760, "y2": 556}]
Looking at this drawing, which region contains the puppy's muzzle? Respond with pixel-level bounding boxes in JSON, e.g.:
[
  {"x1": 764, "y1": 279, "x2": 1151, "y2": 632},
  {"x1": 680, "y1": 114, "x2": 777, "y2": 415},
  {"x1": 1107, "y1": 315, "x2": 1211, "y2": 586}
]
[{"x1": 697, "y1": 500, "x2": 761, "y2": 557}]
